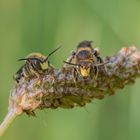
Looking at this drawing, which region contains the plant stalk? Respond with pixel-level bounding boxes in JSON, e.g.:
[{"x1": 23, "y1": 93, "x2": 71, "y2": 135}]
[{"x1": 0, "y1": 110, "x2": 17, "y2": 138}]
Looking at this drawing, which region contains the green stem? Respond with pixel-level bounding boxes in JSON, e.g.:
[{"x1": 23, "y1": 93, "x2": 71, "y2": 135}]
[{"x1": 0, "y1": 110, "x2": 17, "y2": 138}]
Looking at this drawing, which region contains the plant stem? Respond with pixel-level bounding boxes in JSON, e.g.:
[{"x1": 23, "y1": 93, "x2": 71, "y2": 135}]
[{"x1": 0, "y1": 110, "x2": 17, "y2": 138}]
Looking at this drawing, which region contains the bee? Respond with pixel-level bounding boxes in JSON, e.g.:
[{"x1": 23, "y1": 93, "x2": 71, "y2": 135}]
[
  {"x1": 64, "y1": 40, "x2": 106, "y2": 82},
  {"x1": 14, "y1": 47, "x2": 60, "y2": 83}
]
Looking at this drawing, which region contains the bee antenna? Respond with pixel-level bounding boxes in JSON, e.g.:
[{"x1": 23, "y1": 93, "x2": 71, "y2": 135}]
[
  {"x1": 18, "y1": 58, "x2": 28, "y2": 61},
  {"x1": 94, "y1": 61, "x2": 108, "y2": 66},
  {"x1": 18, "y1": 58, "x2": 42, "y2": 63},
  {"x1": 63, "y1": 61, "x2": 78, "y2": 66},
  {"x1": 44, "y1": 46, "x2": 61, "y2": 62}
]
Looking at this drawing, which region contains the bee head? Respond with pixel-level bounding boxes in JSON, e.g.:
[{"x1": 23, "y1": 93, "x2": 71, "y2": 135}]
[
  {"x1": 63, "y1": 61, "x2": 92, "y2": 78},
  {"x1": 18, "y1": 56, "x2": 48, "y2": 71},
  {"x1": 18, "y1": 47, "x2": 61, "y2": 71}
]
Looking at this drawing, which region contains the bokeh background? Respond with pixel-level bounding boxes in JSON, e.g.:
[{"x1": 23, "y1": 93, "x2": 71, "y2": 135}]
[{"x1": 0, "y1": 0, "x2": 140, "y2": 140}]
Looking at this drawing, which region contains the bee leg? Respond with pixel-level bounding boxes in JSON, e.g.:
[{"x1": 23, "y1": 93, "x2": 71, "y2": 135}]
[
  {"x1": 33, "y1": 72, "x2": 42, "y2": 85},
  {"x1": 72, "y1": 68, "x2": 78, "y2": 85},
  {"x1": 63, "y1": 51, "x2": 76, "y2": 83},
  {"x1": 97, "y1": 56, "x2": 108, "y2": 74},
  {"x1": 60, "y1": 67, "x2": 67, "y2": 83},
  {"x1": 93, "y1": 65, "x2": 98, "y2": 81},
  {"x1": 97, "y1": 56, "x2": 103, "y2": 63},
  {"x1": 30, "y1": 66, "x2": 42, "y2": 85},
  {"x1": 63, "y1": 56, "x2": 74, "y2": 82},
  {"x1": 37, "y1": 75, "x2": 43, "y2": 85}
]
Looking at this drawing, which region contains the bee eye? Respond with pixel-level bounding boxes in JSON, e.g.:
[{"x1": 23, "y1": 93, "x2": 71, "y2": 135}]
[
  {"x1": 35, "y1": 61, "x2": 40, "y2": 65},
  {"x1": 30, "y1": 59, "x2": 40, "y2": 66}
]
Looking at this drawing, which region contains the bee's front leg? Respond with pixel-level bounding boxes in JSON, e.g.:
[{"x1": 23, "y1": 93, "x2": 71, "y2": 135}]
[
  {"x1": 93, "y1": 49, "x2": 107, "y2": 74},
  {"x1": 63, "y1": 51, "x2": 76, "y2": 83},
  {"x1": 92, "y1": 65, "x2": 99, "y2": 81},
  {"x1": 97, "y1": 56, "x2": 103, "y2": 63},
  {"x1": 33, "y1": 72, "x2": 42, "y2": 85},
  {"x1": 97, "y1": 56, "x2": 108, "y2": 74},
  {"x1": 72, "y1": 67, "x2": 78, "y2": 85}
]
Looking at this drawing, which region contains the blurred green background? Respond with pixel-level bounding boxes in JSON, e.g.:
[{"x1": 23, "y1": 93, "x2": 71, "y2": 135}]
[{"x1": 0, "y1": 0, "x2": 140, "y2": 140}]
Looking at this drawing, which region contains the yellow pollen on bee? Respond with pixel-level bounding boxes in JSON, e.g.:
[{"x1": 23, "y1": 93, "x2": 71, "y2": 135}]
[
  {"x1": 80, "y1": 67, "x2": 90, "y2": 77},
  {"x1": 40, "y1": 62, "x2": 48, "y2": 70}
]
